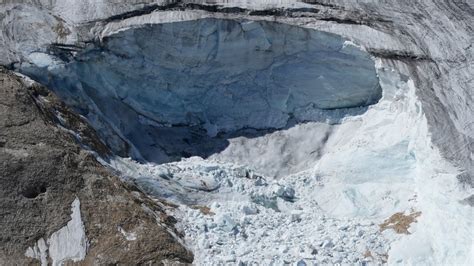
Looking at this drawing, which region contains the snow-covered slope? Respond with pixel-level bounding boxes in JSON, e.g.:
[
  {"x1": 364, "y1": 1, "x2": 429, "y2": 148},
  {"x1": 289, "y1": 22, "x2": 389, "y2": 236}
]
[{"x1": 1, "y1": 0, "x2": 472, "y2": 265}]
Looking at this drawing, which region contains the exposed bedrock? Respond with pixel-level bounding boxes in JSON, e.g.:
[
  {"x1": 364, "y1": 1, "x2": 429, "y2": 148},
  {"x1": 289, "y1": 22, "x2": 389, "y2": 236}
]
[{"x1": 20, "y1": 18, "x2": 381, "y2": 163}]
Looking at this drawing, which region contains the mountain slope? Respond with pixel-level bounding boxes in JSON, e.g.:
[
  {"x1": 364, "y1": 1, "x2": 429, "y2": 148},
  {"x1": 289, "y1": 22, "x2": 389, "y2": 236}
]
[{"x1": 0, "y1": 68, "x2": 192, "y2": 265}]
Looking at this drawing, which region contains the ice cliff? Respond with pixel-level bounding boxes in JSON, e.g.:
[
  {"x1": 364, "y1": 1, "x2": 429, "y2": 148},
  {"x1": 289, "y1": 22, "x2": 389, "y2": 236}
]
[{"x1": 19, "y1": 18, "x2": 381, "y2": 162}]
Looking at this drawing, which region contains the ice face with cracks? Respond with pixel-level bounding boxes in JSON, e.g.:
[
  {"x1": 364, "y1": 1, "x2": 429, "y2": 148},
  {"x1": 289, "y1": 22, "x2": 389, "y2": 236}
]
[{"x1": 20, "y1": 18, "x2": 381, "y2": 164}]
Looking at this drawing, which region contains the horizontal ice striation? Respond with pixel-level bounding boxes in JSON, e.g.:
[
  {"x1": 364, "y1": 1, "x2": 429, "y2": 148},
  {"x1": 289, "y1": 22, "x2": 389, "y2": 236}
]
[{"x1": 20, "y1": 18, "x2": 381, "y2": 161}]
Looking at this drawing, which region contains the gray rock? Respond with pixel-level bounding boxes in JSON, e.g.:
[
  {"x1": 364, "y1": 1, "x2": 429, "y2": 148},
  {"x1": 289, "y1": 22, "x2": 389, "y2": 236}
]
[{"x1": 274, "y1": 185, "x2": 296, "y2": 201}]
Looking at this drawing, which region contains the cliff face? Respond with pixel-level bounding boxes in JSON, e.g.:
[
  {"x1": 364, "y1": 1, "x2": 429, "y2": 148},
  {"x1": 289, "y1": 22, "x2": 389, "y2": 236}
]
[
  {"x1": 0, "y1": 69, "x2": 193, "y2": 265},
  {"x1": 0, "y1": 0, "x2": 472, "y2": 265}
]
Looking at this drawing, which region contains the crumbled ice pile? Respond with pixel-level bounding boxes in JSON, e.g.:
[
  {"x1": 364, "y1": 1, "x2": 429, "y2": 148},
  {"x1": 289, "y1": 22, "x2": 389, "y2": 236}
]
[
  {"x1": 161, "y1": 158, "x2": 390, "y2": 264},
  {"x1": 114, "y1": 156, "x2": 390, "y2": 264}
]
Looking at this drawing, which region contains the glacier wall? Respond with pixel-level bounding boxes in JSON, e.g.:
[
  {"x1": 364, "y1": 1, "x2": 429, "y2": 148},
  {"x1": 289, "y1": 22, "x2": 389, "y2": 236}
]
[{"x1": 20, "y1": 18, "x2": 381, "y2": 162}]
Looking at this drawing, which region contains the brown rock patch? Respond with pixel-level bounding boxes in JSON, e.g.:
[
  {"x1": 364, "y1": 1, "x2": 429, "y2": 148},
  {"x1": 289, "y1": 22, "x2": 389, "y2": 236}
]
[{"x1": 379, "y1": 211, "x2": 422, "y2": 234}]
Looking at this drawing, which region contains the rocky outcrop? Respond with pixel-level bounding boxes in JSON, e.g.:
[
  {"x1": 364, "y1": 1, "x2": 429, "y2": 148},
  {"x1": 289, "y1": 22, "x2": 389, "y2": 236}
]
[{"x1": 0, "y1": 68, "x2": 192, "y2": 264}]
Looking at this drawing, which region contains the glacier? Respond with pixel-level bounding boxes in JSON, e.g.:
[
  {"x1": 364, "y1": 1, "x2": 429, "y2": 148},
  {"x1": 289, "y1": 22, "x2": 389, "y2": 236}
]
[
  {"x1": 1, "y1": 0, "x2": 473, "y2": 265},
  {"x1": 19, "y1": 18, "x2": 381, "y2": 164}
]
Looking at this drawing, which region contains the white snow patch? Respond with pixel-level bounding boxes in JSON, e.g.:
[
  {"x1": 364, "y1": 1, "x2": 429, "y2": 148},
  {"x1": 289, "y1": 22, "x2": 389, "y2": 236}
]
[
  {"x1": 118, "y1": 226, "x2": 137, "y2": 241},
  {"x1": 25, "y1": 197, "x2": 88, "y2": 266},
  {"x1": 25, "y1": 238, "x2": 48, "y2": 266},
  {"x1": 28, "y1": 52, "x2": 55, "y2": 68}
]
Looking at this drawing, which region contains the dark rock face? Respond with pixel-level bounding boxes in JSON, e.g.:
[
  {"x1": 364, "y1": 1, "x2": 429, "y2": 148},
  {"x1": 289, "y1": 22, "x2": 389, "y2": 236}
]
[{"x1": 0, "y1": 68, "x2": 193, "y2": 264}]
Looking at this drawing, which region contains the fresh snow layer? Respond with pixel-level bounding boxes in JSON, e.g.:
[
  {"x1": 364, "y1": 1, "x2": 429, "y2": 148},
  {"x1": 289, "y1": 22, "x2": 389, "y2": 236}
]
[{"x1": 111, "y1": 61, "x2": 473, "y2": 265}]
